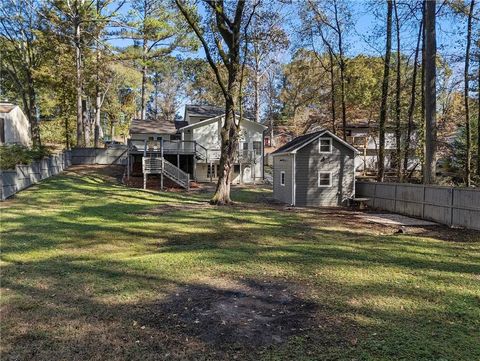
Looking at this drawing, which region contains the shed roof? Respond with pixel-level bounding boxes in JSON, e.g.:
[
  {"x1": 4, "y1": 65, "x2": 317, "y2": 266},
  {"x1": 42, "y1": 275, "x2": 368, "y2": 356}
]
[
  {"x1": 130, "y1": 118, "x2": 177, "y2": 134},
  {"x1": 271, "y1": 129, "x2": 358, "y2": 155}
]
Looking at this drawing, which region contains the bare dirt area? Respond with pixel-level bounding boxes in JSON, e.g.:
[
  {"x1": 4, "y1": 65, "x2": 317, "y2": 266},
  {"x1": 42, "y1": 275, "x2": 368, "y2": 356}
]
[{"x1": 132, "y1": 278, "x2": 354, "y2": 359}]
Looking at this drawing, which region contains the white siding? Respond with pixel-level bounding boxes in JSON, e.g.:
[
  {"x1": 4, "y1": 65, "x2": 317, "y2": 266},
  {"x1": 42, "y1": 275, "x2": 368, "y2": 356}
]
[{"x1": 1, "y1": 107, "x2": 32, "y2": 146}]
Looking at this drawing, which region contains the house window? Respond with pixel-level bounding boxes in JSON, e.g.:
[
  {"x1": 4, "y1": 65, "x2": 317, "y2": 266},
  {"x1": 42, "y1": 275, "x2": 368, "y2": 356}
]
[
  {"x1": 242, "y1": 142, "x2": 249, "y2": 151},
  {"x1": 280, "y1": 171, "x2": 285, "y2": 186},
  {"x1": 264, "y1": 136, "x2": 271, "y2": 147},
  {"x1": 253, "y1": 141, "x2": 262, "y2": 154},
  {"x1": 170, "y1": 134, "x2": 181, "y2": 141},
  {"x1": 319, "y1": 138, "x2": 332, "y2": 153},
  {"x1": 207, "y1": 163, "x2": 215, "y2": 178},
  {"x1": 234, "y1": 164, "x2": 240, "y2": 173},
  {"x1": 148, "y1": 136, "x2": 154, "y2": 141},
  {"x1": 318, "y1": 171, "x2": 332, "y2": 187},
  {"x1": 207, "y1": 164, "x2": 220, "y2": 178}
]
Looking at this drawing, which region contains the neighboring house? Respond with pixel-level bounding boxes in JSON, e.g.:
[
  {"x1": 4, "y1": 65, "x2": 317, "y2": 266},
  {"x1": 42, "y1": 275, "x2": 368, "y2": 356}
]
[
  {"x1": 127, "y1": 105, "x2": 267, "y2": 187},
  {"x1": 271, "y1": 130, "x2": 358, "y2": 207},
  {"x1": 263, "y1": 125, "x2": 296, "y2": 166},
  {"x1": 341, "y1": 121, "x2": 419, "y2": 173},
  {"x1": 0, "y1": 102, "x2": 32, "y2": 147}
]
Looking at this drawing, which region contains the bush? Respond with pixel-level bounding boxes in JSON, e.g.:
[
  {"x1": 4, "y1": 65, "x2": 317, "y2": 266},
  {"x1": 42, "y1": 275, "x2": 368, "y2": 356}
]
[{"x1": 0, "y1": 144, "x2": 52, "y2": 170}]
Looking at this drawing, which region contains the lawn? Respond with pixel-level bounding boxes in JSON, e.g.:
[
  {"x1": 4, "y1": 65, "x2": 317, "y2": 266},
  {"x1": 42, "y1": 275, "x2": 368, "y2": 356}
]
[{"x1": 1, "y1": 166, "x2": 479, "y2": 360}]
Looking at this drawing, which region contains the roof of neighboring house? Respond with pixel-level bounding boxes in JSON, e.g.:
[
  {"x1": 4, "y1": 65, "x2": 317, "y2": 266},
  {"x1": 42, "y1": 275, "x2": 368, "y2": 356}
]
[
  {"x1": 175, "y1": 120, "x2": 189, "y2": 129},
  {"x1": 184, "y1": 104, "x2": 255, "y2": 121},
  {"x1": 271, "y1": 129, "x2": 359, "y2": 155},
  {"x1": 178, "y1": 114, "x2": 267, "y2": 132},
  {"x1": 185, "y1": 104, "x2": 225, "y2": 119},
  {"x1": 129, "y1": 118, "x2": 177, "y2": 134},
  {"x1": 0, "y1": 102, "x2": 17, "y2": 113}
]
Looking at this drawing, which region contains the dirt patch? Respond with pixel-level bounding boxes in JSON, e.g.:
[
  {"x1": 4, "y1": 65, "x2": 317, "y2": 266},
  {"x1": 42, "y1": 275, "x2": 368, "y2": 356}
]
[
  {"x1": 134, "y1": 278, "x2": 346, "y2": 357},
  {"x1": 65, "y1": 164, "x2": 125, "y2": 184}
]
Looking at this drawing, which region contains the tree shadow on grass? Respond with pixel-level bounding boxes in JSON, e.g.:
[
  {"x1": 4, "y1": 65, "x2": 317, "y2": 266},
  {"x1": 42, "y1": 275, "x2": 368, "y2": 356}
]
[{"x1": 1, "y1": 169, "x2": 480, "y2": 360}]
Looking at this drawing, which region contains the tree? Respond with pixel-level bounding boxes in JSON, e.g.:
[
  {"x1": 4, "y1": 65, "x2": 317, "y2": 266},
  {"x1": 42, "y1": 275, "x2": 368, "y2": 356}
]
[
  {"x1": 464, "y1": 0, "x2": 475, "y2": 186},
  {"x1": 246, "y1": 8, "x2": 288, "y2": 123},
  {"x1": 424, "y1": 0, "x2": 437, "y2": 184},
  {"x1": 0, "y1": 0, "x2": 43, "y2": 146},
  {"x1": 302, "y1": 0, "x2": 350, "y2": 139},
  {"x1": 403, "y1": 16, "x2": 423, "y2": 179},
  {"x1": 393, "y1": 0, "x2": 402, "y2": 178},
  {"x1": 148, "y1": 57, "x2": 186, "y2": 122},
  {"x1": 377, "y1": 0, "x2": 393, "y2": 182},
  {"x1": 175, "y1": 0, "x2": 257, "y2": 204},
  {"x1": 121, "y1": 0, "x2": 196, "y2": 121}
]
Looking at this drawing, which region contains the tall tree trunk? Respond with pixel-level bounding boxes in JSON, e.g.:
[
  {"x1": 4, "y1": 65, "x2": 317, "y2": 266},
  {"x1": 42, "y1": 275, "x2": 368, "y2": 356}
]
[
  {"x1": 254, "y1": 54, "x2": 261, "y2": 123},
  {"x1": 333, "y1": 0, "x2": 347, "y2": 140},
  {"x1": 328, "y1": 50, "x2": 337, "y2": 134},
  {"x1": 403, "y1": 19, "x2": 423, "y2": 178},
  {"x1": 94, "y1": 0, "x2": 101, "y2": 148},
  {"x1": 421, "y1": 2, "x2": 426, "y2": 175},
  {"x1": 141, "y1": 36, "x2": 148, "y2": 121},
  {"x1": 424, "y1": 0, "x2": 437, "y2": 184},
  {"x1": 378, "y1": 0, "x2": 393, "y2": 182},
  {"x1": 394, "y1": 0, "x2": 402, "y2": 179},
  {"x1": 212, "y1": 83, "x2": 239, "y2": 205},
  {"x1": 477, "y1": 50, "x2": 480, "y2": 178},
  {"x1": 75, "y1": 18, "x2": 84, "y2": 147},
  {"x1": 464, "y1": 0, "x2": 475, "y2": 186},
  {"x1": 26, "y1": 73, "x2": 41, "y2": 147}
]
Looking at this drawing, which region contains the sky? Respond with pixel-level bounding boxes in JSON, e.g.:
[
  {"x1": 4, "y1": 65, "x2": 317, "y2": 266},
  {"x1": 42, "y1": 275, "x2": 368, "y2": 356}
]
[{"x1": 107, "y1": 0, "x2": 476, "y2": 115}]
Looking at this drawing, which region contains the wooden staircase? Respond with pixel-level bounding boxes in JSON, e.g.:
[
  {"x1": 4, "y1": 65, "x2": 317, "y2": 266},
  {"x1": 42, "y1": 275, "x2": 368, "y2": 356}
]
[{"x1": 142, "y1": 156, "x2": 190, "y2": 190}]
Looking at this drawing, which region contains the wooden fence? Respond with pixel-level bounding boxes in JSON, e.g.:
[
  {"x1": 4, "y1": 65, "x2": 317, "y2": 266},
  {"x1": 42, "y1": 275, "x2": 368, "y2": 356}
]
[{"x1": 356, "y1": 182, "x2": 480, "y2": 231}]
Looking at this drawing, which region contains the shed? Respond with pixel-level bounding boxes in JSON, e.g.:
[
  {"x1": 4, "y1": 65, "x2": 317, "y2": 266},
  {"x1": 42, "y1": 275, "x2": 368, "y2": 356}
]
[
  {"x1": 0, "y1": 102, "x2": 32, "y2": 147},
  {"x1": 271, "y1": 130, "x2": 358, "y2": 207}
]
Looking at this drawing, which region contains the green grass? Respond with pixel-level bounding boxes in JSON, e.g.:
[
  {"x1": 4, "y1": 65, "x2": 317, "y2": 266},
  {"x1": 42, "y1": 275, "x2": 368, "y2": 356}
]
[{"x1": 1, "y1": 168, "x2": 479, "y2": 360}]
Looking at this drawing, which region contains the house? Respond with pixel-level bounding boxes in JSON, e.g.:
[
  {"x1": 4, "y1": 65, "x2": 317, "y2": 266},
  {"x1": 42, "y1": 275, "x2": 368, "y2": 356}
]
[
  {"x1": 271, "y1": 129, "x2": 358, "y2": 207},
  {"x1": 127, "y1": 105, "x2": 267, "y2": 188},
  {"x1": 341, "y1": 121, "x2": 419, "y2": 174},
  {"x1": 0, "y1": 102, "x2": 32, "y2": 147}
]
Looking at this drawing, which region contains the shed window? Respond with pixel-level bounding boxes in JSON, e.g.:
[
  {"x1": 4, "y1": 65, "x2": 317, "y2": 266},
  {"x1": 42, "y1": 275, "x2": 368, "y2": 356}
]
[
  {"x1": 319, "y1": 138, "x2": 332, "y2": 153},
  {"x1": 280, "y1": 171, "x2": 285, "y2": 186},
  {"x1": 318, "y1": 171, "x2": 332, "y2": 187}
]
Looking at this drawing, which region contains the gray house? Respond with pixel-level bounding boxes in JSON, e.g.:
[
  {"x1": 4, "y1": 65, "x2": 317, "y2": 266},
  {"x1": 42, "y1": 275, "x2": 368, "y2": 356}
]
[{"x1": 271, "y1": 130, "x2": 358, "y2": 207}]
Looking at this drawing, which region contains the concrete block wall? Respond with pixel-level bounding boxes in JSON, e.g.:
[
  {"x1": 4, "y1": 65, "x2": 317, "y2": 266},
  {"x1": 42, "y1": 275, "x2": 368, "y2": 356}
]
[{"x1": 0, "y1": 151, "x2": 72, "y2": 201}]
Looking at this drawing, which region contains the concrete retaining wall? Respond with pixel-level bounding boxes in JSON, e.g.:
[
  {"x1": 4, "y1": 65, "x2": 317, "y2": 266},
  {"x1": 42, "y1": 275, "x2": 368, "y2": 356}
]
[
  {"x1": 356, "y1": 182, "x2": 480, "y2": 231},
  {"x1": 0, "y1": 147, "x2": 128, "y2": 201},
  {"x1": 0, "y1": 151, "x2": 72, "y2": 201}
]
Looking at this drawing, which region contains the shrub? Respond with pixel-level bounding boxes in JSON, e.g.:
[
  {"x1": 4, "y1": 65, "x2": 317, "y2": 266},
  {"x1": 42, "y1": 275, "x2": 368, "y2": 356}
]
[{"x1": 0, "y1": 144, "x2": 52, "y2": 170}]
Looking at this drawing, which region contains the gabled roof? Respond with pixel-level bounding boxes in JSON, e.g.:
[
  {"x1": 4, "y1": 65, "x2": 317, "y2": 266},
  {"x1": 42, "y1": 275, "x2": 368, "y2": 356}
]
[
  {"x1": 0, "y1": 102, "x2": 17, "y2": 114},
  {"x1": 271, "y1": 129, "x2": 359, "y2": 156},
  {"x1": 184, "y1": 104, "x2": 255, "y2": 122},
  {"x1": 178, "y1": 114, "x2": 267, "y2": 131},
  {"x1": 130, "y1": 118, "x2": 177, "y2": 134},
  {"x1": 185, "y1": 105, "x2": 225, "y2": 119}
]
